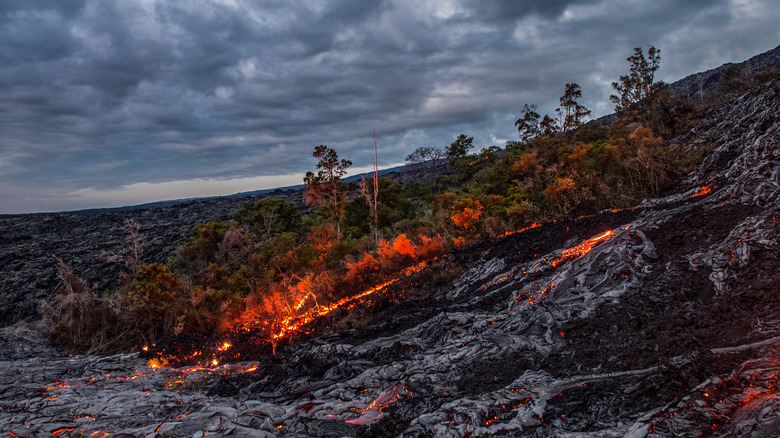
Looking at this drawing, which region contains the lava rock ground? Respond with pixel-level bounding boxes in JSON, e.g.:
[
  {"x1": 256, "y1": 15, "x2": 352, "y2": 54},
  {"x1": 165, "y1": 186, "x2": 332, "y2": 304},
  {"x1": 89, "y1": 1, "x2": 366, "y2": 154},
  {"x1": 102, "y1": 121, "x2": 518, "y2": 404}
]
[{"x1": 0, "y1": 189, "x2": 304, "y2": 326}]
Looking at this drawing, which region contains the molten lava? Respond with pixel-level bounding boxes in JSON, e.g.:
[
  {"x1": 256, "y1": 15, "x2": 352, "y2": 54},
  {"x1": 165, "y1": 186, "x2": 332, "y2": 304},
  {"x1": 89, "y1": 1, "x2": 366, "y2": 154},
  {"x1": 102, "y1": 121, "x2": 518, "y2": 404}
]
[
  {"x1": 346, "y1": 385, "x2": 412, "y2": 425},
  {"x1": 264, "y1": 260, "x2": 429, "y2": 341},
  {"x1": 690, "y1": 184, "x2": 713, "y2": 197},
  {"x1": 551, "y1": 230, "x2": 615, "y2": 267}
]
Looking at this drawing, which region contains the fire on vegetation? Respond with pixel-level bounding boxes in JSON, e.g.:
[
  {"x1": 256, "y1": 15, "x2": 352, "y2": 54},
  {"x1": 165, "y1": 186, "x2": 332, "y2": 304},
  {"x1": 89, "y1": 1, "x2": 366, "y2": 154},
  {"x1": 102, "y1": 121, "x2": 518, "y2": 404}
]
[{"x1": 144, "y1": 221, "x2": 620, "y2": 369}]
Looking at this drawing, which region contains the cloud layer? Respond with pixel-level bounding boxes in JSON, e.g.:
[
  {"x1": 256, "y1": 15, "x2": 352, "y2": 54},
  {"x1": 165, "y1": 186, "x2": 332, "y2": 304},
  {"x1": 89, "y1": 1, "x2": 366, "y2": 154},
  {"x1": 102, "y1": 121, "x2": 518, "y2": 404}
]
[{"x1": 1, "y1": 0, "x2": 778, "y2": 213}]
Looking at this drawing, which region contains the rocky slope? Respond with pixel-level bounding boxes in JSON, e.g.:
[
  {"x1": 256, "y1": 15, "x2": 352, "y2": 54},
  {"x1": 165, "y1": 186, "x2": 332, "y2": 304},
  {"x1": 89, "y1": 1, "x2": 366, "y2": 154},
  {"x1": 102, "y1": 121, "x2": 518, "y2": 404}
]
[
  {"x1": 1, "y1": 78, "x2": 779, "y2": 437},
  {"x1": 0, "y1": 189, "x2": 305, "y2": 326},
  {"x1": 669, "y1": 44, "x2": 780, "y2": 101}
]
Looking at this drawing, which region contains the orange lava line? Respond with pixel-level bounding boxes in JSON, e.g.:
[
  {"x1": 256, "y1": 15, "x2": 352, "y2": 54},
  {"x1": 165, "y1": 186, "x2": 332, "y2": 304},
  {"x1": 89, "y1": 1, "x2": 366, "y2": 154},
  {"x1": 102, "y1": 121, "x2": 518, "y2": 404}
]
[
  {"x1": 690, "y1": 184, "x2": 713, "y2": 197},
  {"x1": 272, "y1": 261, "x2": 429, "y2": 339},
  {"x1": 552, "y1": 230, "x2": 615, "y2": 267},
  {"x1": 497, "y1": 222, "x2": 541, "y2": 239}
]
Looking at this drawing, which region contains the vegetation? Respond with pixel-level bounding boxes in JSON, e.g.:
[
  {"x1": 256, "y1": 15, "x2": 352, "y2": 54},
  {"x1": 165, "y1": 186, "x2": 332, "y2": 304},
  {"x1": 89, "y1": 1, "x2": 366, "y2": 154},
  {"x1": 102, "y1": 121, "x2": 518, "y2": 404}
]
[{"x1": 41, "y1": 45, "x2": 775, "y2": 355}]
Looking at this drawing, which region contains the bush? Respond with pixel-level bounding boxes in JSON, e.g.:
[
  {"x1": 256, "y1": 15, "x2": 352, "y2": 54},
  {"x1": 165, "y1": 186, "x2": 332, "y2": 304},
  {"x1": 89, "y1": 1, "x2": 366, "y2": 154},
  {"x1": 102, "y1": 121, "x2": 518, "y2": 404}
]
[
  {"x1": 40, "y1": 258, "x2": 122, "y2": 354},
  {"x1": 122, "y1": 263, "x2": 188, "y2": 345}
]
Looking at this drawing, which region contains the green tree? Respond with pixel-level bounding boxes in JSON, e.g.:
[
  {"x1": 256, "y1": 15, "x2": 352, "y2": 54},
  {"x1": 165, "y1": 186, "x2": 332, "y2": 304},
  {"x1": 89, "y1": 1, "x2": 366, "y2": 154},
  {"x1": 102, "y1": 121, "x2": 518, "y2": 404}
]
[
  {"x1": 233, "y1": 197, "x2": 302, "y2": 240},
  {"x1": 303, "y1": 145, "x2": 353, "y2": 240},
  {"x1": 610, "y1": 46, "x2": 661, "y2": 112},
  {"x1": 123, "y1": 263, "x2": 188, "y2": 344},
  {"x1": 559, "y1": 83, "x2": 591, "y2": 133},
  {"x1": 515, "y1": 104, "x2": 541, "y2": 141},
  {"x1": 446, "y1": 134, "x2": 474, "y2": 161}
]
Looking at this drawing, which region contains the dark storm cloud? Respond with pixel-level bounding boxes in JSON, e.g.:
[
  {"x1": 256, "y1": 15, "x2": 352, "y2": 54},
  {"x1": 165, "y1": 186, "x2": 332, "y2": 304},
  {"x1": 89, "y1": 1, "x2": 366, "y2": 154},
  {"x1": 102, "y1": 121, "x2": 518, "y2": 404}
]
[{"x1": 0, "y1": 0, "x2": 777, "y2": 213}]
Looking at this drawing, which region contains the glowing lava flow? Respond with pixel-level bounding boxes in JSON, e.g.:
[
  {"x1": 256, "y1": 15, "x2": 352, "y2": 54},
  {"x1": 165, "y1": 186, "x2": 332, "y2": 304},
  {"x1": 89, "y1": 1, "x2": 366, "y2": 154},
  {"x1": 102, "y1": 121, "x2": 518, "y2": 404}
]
[
  {"x1": 346, "y1": 385, "x2": 413, "y2": 425},
  {"x1": 551, "y1": 230, "x2": 615, "y2": 267},
  {"x1": 270, "y1": 261, "x2": 429, "y2": 340},
  {"x1": 690, "y1": 184, "x2": 713, "y2": 197},
  {"x1": 496, "y1": 222, "x2": 541, "y2": 239}
]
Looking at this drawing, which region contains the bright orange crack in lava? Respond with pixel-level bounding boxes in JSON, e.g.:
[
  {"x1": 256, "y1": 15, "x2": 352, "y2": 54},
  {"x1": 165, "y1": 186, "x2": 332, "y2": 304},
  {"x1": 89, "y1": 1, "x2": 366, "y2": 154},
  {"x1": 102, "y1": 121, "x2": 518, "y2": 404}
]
[
  {"x1": 268, "y1": 261, "x2": 429, "y2": 341},
  {"x1": 690, "y1": 184, "x2": 713, "y2": 197},
  {"x1": 346, "y1": 385, "x2": 412, "y2": 425},
  {"x1": 551, "y1": 230, "x2": 615, "y2": 267}
]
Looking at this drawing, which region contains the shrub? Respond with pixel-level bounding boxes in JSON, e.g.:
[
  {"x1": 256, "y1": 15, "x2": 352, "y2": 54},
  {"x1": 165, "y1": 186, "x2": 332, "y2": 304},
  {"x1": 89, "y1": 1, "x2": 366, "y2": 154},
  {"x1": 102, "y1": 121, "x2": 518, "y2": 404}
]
[
  {"x1": 40, "y1": 258, "x2": 122, "y2": 354},
  {"x1": 122, "y1": 263, "x2": 188, "y2": 345}
]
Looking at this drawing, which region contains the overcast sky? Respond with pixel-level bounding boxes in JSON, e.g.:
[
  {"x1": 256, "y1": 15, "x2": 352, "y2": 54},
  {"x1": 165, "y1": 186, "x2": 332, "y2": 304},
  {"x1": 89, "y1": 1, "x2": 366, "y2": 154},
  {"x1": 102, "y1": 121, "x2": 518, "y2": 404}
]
[{"x1": 0, "y1": 0, "x2": 778, "y2": 213}]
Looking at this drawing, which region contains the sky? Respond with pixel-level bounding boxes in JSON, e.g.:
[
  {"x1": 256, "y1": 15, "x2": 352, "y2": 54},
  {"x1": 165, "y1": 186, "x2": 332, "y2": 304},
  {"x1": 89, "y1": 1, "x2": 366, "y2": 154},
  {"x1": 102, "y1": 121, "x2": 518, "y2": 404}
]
[{"x1": 0, "y1": 0, "x2": 778, "y2": 214}]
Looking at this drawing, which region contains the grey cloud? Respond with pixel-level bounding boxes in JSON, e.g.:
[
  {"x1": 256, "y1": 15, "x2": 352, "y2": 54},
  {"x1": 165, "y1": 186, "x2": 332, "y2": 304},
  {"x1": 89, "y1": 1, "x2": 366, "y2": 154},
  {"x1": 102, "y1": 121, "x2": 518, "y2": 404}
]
[{"x1": 0, "y1": 0, "x2": 777, "y2": 213}]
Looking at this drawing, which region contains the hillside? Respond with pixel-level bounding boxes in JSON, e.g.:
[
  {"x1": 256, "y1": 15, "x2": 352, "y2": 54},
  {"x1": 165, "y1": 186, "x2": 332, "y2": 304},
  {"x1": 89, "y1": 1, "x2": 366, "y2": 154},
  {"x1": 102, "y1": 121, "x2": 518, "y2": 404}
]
[{"x1": 1, "y1": 68, "x2": 779, "y2": 436}]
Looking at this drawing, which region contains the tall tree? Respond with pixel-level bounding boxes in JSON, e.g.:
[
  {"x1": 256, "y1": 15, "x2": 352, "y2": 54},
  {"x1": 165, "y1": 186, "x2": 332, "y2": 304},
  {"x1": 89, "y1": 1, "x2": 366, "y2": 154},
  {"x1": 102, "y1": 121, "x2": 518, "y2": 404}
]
[
  {"x1": 515, "y1": 104, "x2": 541, "y2": 141},
  {"x1": 559, "y1": 83, "x2": 591, "y2": 133},
  {"x1": 405, "y1": 146, "x2": 447, "y2": 169},
  {"x1": 303, "y1": 145, "x2": 352, "y2": 240},
  {"x1": 610, "y1": 46, "x2": 661, "y2": 112},
  {"x1": 446, "y1": 134, "x2": 474, "y2": 161}
]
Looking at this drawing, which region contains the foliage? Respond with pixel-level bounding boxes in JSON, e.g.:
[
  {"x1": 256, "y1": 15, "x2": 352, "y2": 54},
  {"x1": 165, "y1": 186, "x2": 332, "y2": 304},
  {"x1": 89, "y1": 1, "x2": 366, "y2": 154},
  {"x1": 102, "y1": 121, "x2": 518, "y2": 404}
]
[
  {"x1": 40, "y1": 258, "x2": 121, "y2": 354},
  {"x1": 303, "y1": 145, "x2": 353, "y2": 239},
  {"x1": 123, "y1": 263, "x2": 188, "y2": 344},
  {"x1": 406, "y1": 146, "x2": 447, "y2": 169},
  {"x1": 446, "y1": 134, "x2": 474, "y2": 161},
  {"x1": 515, "y1": 104, "x2": 541, "y2": 142},
  {"x1": 233, "y1": 198, "x2": 302, "y2": 240},
  {"x1": 611, "y1": 46, "x2": 661, "y2": 112},
  {"x1": 559, "y1": 83, "x2": 591, "y2": 133}
]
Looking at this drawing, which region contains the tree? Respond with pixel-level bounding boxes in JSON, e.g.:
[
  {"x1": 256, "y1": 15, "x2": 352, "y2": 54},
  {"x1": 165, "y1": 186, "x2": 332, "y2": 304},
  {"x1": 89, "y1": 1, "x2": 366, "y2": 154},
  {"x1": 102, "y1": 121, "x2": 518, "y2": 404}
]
[
  {"x1": 540, "y1": 114, "x2": 560, "y2": 137},
  {"x1": 446, "y1": 134, "x2": 474, "y2": 161},
  {"x1": 559, "y1": 83, "x2": 591, "y2": 133},
  {"x1": 515, "y1": 104, "x2": 541, "y2": 141},
  {"x1": 303, "y1": 145, "x2": 352, "y2": 240},
  {"x1": 233, "y1": 198, "x2": 302, "y2": 240},
  {"x1": 610, "y1": 46, "x2": 661, "y2": 112},
  {"x1": 362, "y1": 131, "x2": 380, "y2": 245},
  {"x1": 405, "y1": 146, "x2": 447, "y2": 169}
]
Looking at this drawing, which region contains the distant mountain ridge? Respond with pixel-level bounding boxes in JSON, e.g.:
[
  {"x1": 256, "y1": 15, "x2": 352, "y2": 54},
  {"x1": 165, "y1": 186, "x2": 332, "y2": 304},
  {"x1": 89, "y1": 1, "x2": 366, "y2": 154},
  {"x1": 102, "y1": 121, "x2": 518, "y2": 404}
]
[{"x1": 668, "y1": 44, "x2": 780, "y2": 100}]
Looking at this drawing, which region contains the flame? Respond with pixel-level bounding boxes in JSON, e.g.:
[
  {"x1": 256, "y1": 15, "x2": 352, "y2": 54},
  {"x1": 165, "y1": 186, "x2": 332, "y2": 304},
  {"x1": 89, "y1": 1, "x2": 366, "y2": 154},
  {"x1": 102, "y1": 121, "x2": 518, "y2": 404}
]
[
  {"x1": 269, "y1": 261, "x2": 429, "y2": 340},
  {"x1": 147, "y1": 358, "x2": 169, "y2": 369},
  {"x1": 218, "y1": 342, "x2": 232, "y2": 351}
]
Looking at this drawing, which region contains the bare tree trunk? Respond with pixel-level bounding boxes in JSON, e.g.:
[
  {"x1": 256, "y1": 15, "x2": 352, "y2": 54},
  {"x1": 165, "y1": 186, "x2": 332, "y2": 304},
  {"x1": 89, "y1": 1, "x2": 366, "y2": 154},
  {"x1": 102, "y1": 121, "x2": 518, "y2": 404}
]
[{"x1": 362, "y1": 130, "x2": 380, "y2": 245}]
